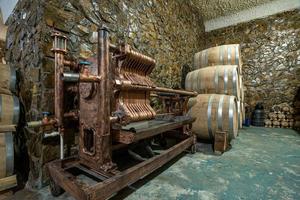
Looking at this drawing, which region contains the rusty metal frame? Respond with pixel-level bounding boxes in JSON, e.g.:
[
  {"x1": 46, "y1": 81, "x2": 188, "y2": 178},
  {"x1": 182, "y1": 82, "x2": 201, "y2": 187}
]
[{"x1": 48, "y1": 25, "x2": 197, "y2": 200}]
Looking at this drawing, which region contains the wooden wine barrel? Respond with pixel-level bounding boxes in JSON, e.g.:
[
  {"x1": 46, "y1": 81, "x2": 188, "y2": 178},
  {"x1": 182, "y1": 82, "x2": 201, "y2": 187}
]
[
  {"x1": 185, "y1": 65, "x2": 241, "y2": 100},
  {"x1": 188, "y1": 94, "x2": 238, "y2": 140},
  {"x1": 194, "y1": 44, "x2": 242, "y2": 73},
  {"x1": 0, "y1": 24, "x2": 7, "y2": 42},
  {"x1": 0, "y1": 94, "x2": 20, "y2": 125},
  {"x1": 0, "y1": 132, "x2": 14, "y2": 178},
  {"x1": 0, "y1": 64, "x2": 17, "y2": 95}
]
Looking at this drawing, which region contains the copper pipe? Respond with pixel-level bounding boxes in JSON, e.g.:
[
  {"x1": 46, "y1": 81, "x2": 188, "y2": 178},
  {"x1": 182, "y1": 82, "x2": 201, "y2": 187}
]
[
  {"x1": 116, "y1": 80, "x2": 197, "y2": 96},
  {"x1": 52, "y1": 32, "x2": 66, "y2": 159},
  {"x1": 27, "y1": 119, "x2": 57, "y2": 128},
  {"x1": 55, "y1": 53, "x2": 64, "y2": 127},
  {"x1": 80, "y1": 74, "x2": 101, "y2": 82},
  {"x1": 97, "y1": 26, "x2": 113, "y2": 165},
  {"x1": 63, "y1": 72, "x2": 101, "y2": 82}
]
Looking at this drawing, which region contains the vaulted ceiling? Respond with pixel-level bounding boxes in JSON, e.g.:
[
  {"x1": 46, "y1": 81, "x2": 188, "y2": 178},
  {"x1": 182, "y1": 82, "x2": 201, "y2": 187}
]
[{"x1": 191, "y1": 0, "x2": 274, "y2": 20}]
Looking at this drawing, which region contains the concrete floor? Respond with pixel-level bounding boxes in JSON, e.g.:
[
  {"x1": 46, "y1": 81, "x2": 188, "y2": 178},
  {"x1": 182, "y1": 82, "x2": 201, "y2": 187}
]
[{"x1": 2, "y1": 127, "x2": 300, "y2": 200}]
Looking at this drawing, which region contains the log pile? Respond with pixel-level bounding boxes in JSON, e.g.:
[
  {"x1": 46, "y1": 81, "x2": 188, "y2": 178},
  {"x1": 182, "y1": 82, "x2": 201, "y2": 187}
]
[
  {"x1": 264, "y1": 103, "x2": 295, "y2": 128},
  {"x1": 294, "y1": 88, "x2": 300, "y2": 131}
]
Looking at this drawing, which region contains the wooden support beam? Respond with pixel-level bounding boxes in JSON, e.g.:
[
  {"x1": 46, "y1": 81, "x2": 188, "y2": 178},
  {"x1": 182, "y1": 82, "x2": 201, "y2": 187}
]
[
  {"x1": 48, "y1": 161, "x2": 89, "y2": 200},
  {"x1": 48, "y1": 136, "x2": 195, "y2": 200},
  {"x1": 89, "y1": 136, "x2": 194, "y2": 200},
  {"x1": 113, "y1": 118, "x2": 194, "y2": 144},
  {"x1": 214, "y1": 131, "x2": 228, "y2": 154}
]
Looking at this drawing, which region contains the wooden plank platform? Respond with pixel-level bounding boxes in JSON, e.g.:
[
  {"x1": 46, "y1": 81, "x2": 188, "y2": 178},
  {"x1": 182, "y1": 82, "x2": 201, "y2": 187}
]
[
  {"x1": 114, "y1": 116, "x2": 194, "y2": 144},
  {"x1": 48, "y1": 135, "x2": 195, "y2": 200}
]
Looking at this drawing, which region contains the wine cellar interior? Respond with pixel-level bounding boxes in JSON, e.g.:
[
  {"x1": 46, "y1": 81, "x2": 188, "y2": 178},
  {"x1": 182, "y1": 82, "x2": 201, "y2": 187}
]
[{"x1": 0, "y1": 0, "x2": 299, "y2": 200}]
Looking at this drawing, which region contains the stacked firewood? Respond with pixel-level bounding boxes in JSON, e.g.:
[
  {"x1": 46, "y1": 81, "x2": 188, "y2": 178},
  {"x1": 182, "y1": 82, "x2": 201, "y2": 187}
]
[
  {"x1": 264, "y1": 103, "x2": 294, "y2": 128},
  {"x1": 294, "y1": 89, "x2": 300, "y2": 131}
]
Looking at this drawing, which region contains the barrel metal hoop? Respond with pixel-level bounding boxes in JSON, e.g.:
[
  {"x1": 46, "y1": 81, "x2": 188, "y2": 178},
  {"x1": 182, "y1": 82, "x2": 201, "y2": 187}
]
[
  {"x1": 229, "y1": 96, "x2": 235, "y2": 138},
  {"x1": 227, "y1": 46, "x2": 231, "y2": 64},
  {"x1": 207, "y1": 94, "x2": 214, "y2": 140},
  {"x1": 232, "y1": 68, "x2": 237, "y2": 97},
  {"x1": 220, "y1": 46, "x2": 224, "y2": 64},
  {"x1": 5, "y1": 132, "x2": 14, "y2": 176},
  {"x1": 235, "y1": 45, "x2": 239, "y2": 65},
  {"x1": 13, "y1": 96, "x2": 20, "y2": 124},
  {"x1": 197, "y1": 70, "x2": 202, "y2": 93},
  {"x1": 224, "y1": 68, "x2": 228, "y2": 94},
  {"x1": 217, "y1": 95, "x2": 224, "y2": 130},
  {"x1": 214, "y1": 66, "x2": 219, "y2": 93},
  {"x1": 10, "y1": 65, "x2": 16, "y2": 92}
]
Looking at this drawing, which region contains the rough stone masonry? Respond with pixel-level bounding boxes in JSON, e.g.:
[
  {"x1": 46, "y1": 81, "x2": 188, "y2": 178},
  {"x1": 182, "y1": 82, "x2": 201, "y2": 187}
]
[{"x1": 4, "y1": 0, "x2": 205, "y2": 188}]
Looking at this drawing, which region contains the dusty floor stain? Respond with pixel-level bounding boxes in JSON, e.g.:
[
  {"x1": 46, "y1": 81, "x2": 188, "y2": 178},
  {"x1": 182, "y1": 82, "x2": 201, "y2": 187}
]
[{"x1": 4, "y1": 127, "x2": 300, "y2": 200}]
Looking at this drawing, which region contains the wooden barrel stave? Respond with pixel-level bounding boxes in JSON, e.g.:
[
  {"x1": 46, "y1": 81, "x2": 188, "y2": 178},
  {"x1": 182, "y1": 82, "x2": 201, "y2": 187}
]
[
  {"x1": 194, "y1": 44, "x2": 242, "y2": 73},
  {"x1": 186, "y1": 65, "x2": 240, "y2": 100},
  {"x1": 188, "y1": 94, "x2": 238, "y2": 141},
  {"x1": 0, "y1": 132, "x2": 14, "y2": 178},
  {"x1": 0, "y1": 64, "x2": 17, "y2": 95},
  {"x1": 0, "y1": 94, "x2": 20, "y2": 125}
]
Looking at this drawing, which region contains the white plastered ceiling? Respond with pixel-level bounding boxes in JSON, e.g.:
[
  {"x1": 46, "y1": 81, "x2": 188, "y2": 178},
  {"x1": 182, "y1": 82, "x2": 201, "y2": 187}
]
[{"x1": 201, "y1": 0, "x2": 300, "y2": 32}]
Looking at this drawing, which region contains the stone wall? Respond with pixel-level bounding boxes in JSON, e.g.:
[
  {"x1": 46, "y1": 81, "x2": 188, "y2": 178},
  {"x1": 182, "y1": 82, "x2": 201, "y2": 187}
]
[
  {"x1": 43, "y1": 0, "x2": 205, "y2": 88},
  {"x1": 205, "y1": 10, "x2": 300, "y2": 111},
  {"x1": 5, "y1": 0, "x2": 205, "y2": 188}
]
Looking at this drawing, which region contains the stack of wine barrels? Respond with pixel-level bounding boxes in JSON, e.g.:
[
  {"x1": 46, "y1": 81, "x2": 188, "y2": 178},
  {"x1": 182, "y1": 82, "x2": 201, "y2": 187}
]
[
  {"x1": 264, "y1": 103, "x2": 295, "y2": 128},
  {"x1": 0, "y1": 21, "x2": 19, "y2": 191},
  {"x1": 186, "y1": 44, "x2": 244, "y2": 142}
]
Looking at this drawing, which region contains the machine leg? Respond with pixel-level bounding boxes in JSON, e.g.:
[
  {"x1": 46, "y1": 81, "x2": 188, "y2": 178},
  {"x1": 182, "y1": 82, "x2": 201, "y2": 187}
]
[{"x1": 49, "y1": 177, "x2": 65, "y2": 197}]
